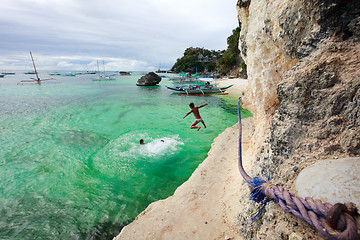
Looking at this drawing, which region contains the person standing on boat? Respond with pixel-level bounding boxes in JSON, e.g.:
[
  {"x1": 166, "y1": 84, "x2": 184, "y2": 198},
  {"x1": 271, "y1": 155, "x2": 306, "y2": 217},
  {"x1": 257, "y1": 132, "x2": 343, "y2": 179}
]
[
  {"x1": 183, "y1": 103, "x2": 208, "y2": 131},
  {"x1": 204, "y1": 81, "x2": 212, "y2": 88}
]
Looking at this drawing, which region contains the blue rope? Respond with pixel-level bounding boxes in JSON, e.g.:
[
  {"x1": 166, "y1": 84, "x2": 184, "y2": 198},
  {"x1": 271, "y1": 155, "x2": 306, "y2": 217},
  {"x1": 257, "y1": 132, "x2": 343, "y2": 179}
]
[
  {"x1": 249, "y1": 177, "x2": 269, "y2": 203},
  {"x1": 238, "y1": 98, "x2": 271, "y2": 220}
]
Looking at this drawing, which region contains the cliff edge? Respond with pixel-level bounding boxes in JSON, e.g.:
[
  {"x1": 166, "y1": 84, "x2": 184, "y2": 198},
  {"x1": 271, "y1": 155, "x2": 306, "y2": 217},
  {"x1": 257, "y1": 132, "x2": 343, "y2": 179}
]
[{"x1": 114, "y1": 0, "x2": 360, "y2": 239}]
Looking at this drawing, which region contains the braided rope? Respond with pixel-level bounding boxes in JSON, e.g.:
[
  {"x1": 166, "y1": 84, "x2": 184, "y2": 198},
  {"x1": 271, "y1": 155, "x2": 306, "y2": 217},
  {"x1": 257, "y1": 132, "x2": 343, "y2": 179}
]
[{"x1": 237, "y1": 98, "x2": 359, "y2": 240}]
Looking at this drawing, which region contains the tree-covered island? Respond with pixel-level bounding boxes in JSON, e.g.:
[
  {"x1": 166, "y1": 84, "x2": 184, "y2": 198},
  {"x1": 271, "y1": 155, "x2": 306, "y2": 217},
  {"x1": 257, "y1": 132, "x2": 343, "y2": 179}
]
[{"x1": 170, "y1": 27, "x2": 247, "y2": 78}]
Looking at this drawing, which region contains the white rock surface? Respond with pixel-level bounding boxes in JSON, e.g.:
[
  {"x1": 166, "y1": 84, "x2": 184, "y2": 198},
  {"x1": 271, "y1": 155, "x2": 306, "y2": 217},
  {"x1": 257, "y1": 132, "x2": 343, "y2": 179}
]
[{"x1": 295, "y1": 157, "x2": 360, "y2": 207}]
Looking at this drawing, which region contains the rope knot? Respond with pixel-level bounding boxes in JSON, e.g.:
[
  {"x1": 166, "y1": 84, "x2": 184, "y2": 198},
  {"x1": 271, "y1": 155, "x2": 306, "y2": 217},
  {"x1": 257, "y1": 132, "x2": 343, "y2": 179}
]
[
  {"x1": 249, "y1": 177, "x2": 271, "y2": 203},
  {"x1": 248, "y1": 177, "x2": 273, "y2": 221},
  {"x1": 326, "y1": 202, "x2": 358, "y2": 231}
]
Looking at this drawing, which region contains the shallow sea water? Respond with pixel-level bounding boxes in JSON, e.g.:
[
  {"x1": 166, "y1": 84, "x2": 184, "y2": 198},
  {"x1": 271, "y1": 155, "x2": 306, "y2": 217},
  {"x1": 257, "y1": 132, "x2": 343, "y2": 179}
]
[{"x1": 0, "y1": 71, "x2": 251, "y2": 239}]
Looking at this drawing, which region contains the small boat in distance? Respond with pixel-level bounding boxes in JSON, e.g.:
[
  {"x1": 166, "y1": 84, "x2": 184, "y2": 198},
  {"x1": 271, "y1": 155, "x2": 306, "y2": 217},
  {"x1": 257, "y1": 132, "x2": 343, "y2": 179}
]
[
  {"x1": 48, "y1": 72, "x2": 61, "y2": 76},
  {"x1": 92, "y1": 60, "x2": 116, "y2": 81},
  {"x1": 17, "y1": 52, "x2": 59, "y2": 85},
  {"x1": 62, "y1": 72, "x2": 76, "y2": 76}
]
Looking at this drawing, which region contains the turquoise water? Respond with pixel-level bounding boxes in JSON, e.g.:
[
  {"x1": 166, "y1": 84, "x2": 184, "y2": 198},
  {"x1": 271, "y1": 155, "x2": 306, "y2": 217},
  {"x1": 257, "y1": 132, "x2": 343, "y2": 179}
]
[{"x1": 0, "y1": 71, "x2": 250, "y2": 239}]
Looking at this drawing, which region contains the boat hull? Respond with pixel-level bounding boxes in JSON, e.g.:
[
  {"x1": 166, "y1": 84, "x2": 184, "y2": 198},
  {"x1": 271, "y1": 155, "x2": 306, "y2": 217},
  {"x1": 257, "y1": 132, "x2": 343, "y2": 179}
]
[{"x1": 166, "y1": 85, "x2": 233, "y2": 94}]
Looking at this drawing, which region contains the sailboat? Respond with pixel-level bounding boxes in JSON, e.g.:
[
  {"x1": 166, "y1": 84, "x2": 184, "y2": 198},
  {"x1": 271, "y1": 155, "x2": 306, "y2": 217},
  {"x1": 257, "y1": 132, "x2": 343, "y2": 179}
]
[
  {"x1": 17, "y1": 52, "x2": 59, "y2": 85},
  {"x1": 92, "y1": 60, "x2": 116, "y2": 81}
]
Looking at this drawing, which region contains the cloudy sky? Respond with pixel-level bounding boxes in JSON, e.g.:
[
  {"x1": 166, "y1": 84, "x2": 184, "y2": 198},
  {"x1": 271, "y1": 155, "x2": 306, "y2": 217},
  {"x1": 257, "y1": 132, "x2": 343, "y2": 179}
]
[{"x1": 0, "y1": 0, "x2": 238, "y2": 71}]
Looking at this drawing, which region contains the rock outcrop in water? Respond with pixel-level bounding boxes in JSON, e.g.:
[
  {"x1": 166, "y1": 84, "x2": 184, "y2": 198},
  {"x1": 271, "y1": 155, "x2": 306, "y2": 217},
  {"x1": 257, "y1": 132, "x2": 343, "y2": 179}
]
[
  {"x1": 136, "y1": 72, "x2": 161, "y2": 86},
  {"x1": 237, "y1": 0, "x2": 360, "y2": 238}
]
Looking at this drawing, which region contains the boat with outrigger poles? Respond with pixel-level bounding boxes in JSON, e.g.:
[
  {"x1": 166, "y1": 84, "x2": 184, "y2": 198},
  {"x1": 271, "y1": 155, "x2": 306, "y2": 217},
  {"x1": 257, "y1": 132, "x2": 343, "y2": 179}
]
[
  {"x1": 166, "y1": 82, "x2": 233, "y2": 95},
  {"x1": 17, "y1": 51, "x2": 59, "y2": 85},
  {"x1": 166, "y1": 70, "x2": 233, "y2": 95}
]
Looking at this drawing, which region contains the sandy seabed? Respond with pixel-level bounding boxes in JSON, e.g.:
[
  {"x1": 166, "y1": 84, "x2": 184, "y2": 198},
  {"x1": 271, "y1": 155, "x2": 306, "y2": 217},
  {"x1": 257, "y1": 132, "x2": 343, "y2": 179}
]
[{"x1": 114, "y1": 78, "x2": 251, "y2": 240}]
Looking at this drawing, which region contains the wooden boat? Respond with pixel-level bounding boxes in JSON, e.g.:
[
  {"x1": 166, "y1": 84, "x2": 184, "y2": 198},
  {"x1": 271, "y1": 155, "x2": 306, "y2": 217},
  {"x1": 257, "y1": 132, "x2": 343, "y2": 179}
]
[
  {"x1": 17, "y1": 52, "x2": 59, "y2": 84},
  {"x1": 166, "y1": 84, "x2": 233, "y2": 95}
]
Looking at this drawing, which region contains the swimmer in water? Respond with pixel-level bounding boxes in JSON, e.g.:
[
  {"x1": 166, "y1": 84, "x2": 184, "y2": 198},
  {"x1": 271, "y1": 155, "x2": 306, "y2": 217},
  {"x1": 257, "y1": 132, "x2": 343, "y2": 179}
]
[
  {"x1": 183, "y1": 102, "x2": 208, "y2": 131},
  {"x1": 139, "y1": 139, "x2": 146, "y2": 145}
]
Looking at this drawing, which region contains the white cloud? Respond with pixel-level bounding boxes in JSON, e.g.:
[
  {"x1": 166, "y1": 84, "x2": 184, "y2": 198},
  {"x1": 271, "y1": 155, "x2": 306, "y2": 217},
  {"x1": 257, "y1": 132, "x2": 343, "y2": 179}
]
[{"x1": 0, "y1": 0, "x2": 238, "y2": 70}]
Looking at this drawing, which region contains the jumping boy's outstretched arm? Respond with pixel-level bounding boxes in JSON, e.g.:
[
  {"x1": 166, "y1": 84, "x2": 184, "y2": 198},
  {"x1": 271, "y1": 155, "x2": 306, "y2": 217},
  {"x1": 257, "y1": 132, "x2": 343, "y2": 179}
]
[
  {"x1": 198, "y1": 103, "x2": 208, "y2": 108},
  {"x1": 183, "y1": 110, "x2": 192, "y2": 119}
]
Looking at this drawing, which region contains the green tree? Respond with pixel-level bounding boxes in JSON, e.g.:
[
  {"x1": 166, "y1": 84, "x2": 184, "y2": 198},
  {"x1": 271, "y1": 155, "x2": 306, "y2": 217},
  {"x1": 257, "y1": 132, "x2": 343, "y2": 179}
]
[
  {"x1": 216, "y1": 27, "x2": 241, "y2": 76},
  {"x1": 171, "y1": 27, "x2": 244, "y2": 76},
  {"x1": 171, "y1": 47, "x2": 220, "y2": 74}
]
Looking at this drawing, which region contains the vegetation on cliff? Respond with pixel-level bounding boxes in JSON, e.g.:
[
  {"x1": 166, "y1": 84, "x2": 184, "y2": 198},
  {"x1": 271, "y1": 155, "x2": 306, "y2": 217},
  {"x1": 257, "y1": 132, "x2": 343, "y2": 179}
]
[
  {"x1": 216, "y1": 27, "x2": 244, "y2": 76},
  {"x1": 170, "y1": 47, "x2": 221, "y2": 74},
  {"x1": 171, "y1": 27, "x2": 246, "y2": 77}
]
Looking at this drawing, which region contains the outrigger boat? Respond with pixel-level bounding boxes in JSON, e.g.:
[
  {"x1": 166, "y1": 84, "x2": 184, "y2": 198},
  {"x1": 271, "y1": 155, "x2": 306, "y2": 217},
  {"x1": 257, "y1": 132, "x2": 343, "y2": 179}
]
[
  {"x1": 18, "y1": 52, "x2": 59, "y2": 85},
  {"x1": 166, "y1": 84, "x2": 233, "y2": 95},
  {"x1": 167, "y1": 69, "x2": 232, "y2": 95}
]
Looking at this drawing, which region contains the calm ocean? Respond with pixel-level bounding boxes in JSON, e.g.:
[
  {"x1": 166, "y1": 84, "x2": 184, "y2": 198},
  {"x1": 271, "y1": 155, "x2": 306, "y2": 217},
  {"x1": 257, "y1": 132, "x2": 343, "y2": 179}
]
[{"x1": 0, "y1": 71, "x2": 250, "y2": 239}]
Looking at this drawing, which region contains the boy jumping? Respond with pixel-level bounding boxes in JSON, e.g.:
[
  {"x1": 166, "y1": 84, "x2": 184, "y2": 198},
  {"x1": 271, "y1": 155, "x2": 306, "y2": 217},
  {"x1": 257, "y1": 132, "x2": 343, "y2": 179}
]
[{"x1": 183, "y1": 102, "x2": 208, "y2": 131}]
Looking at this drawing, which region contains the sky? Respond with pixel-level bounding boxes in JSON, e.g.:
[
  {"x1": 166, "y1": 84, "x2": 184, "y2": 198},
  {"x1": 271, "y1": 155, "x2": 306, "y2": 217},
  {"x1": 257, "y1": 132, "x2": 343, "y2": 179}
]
[{"x1": 0, "y1": 0, "x2": 239, "y2": 71}]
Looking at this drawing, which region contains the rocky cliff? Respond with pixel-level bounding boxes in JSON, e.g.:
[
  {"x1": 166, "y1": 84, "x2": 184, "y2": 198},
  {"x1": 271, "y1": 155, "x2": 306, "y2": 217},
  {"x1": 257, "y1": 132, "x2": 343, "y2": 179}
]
[
  {"x1": 237, "y1": 0, "x2": 360, "y2": 238},
  {"x1": 113, "y1": 1, "x2": 359, "y2": 239}
]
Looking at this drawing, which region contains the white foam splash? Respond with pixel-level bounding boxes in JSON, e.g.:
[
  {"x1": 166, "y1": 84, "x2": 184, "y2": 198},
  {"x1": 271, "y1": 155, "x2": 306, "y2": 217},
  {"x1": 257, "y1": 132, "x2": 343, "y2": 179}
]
[
  {"x1": 104, "y1": 133, "x2": 185, "y2": 162},
  {"x1": 142, "y1": 137, "x2": 184, "y2": 156}
]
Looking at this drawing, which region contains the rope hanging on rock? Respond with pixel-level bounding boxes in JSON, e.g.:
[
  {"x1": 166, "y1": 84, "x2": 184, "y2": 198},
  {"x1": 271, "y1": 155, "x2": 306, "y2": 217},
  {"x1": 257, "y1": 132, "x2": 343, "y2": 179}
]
[{"x1": 237, "y1": 98, "x2": 359, "y2": 240}]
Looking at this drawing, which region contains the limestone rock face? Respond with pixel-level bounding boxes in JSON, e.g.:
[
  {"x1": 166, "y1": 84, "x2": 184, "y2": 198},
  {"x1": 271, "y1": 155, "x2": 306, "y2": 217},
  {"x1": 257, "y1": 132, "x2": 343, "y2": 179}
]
[
  {"x1": 295, "y1": 157, "x2": 360, "y2": 207},
  {"x1": 236, "y1": 0, "x2": 360, "y2": 239},
  {"x1": 237, "y1": 0, "x2": 360, "y2": 160},
  {"x1": 136, "y1": 72, "x2": 161, "y2": 86}
]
